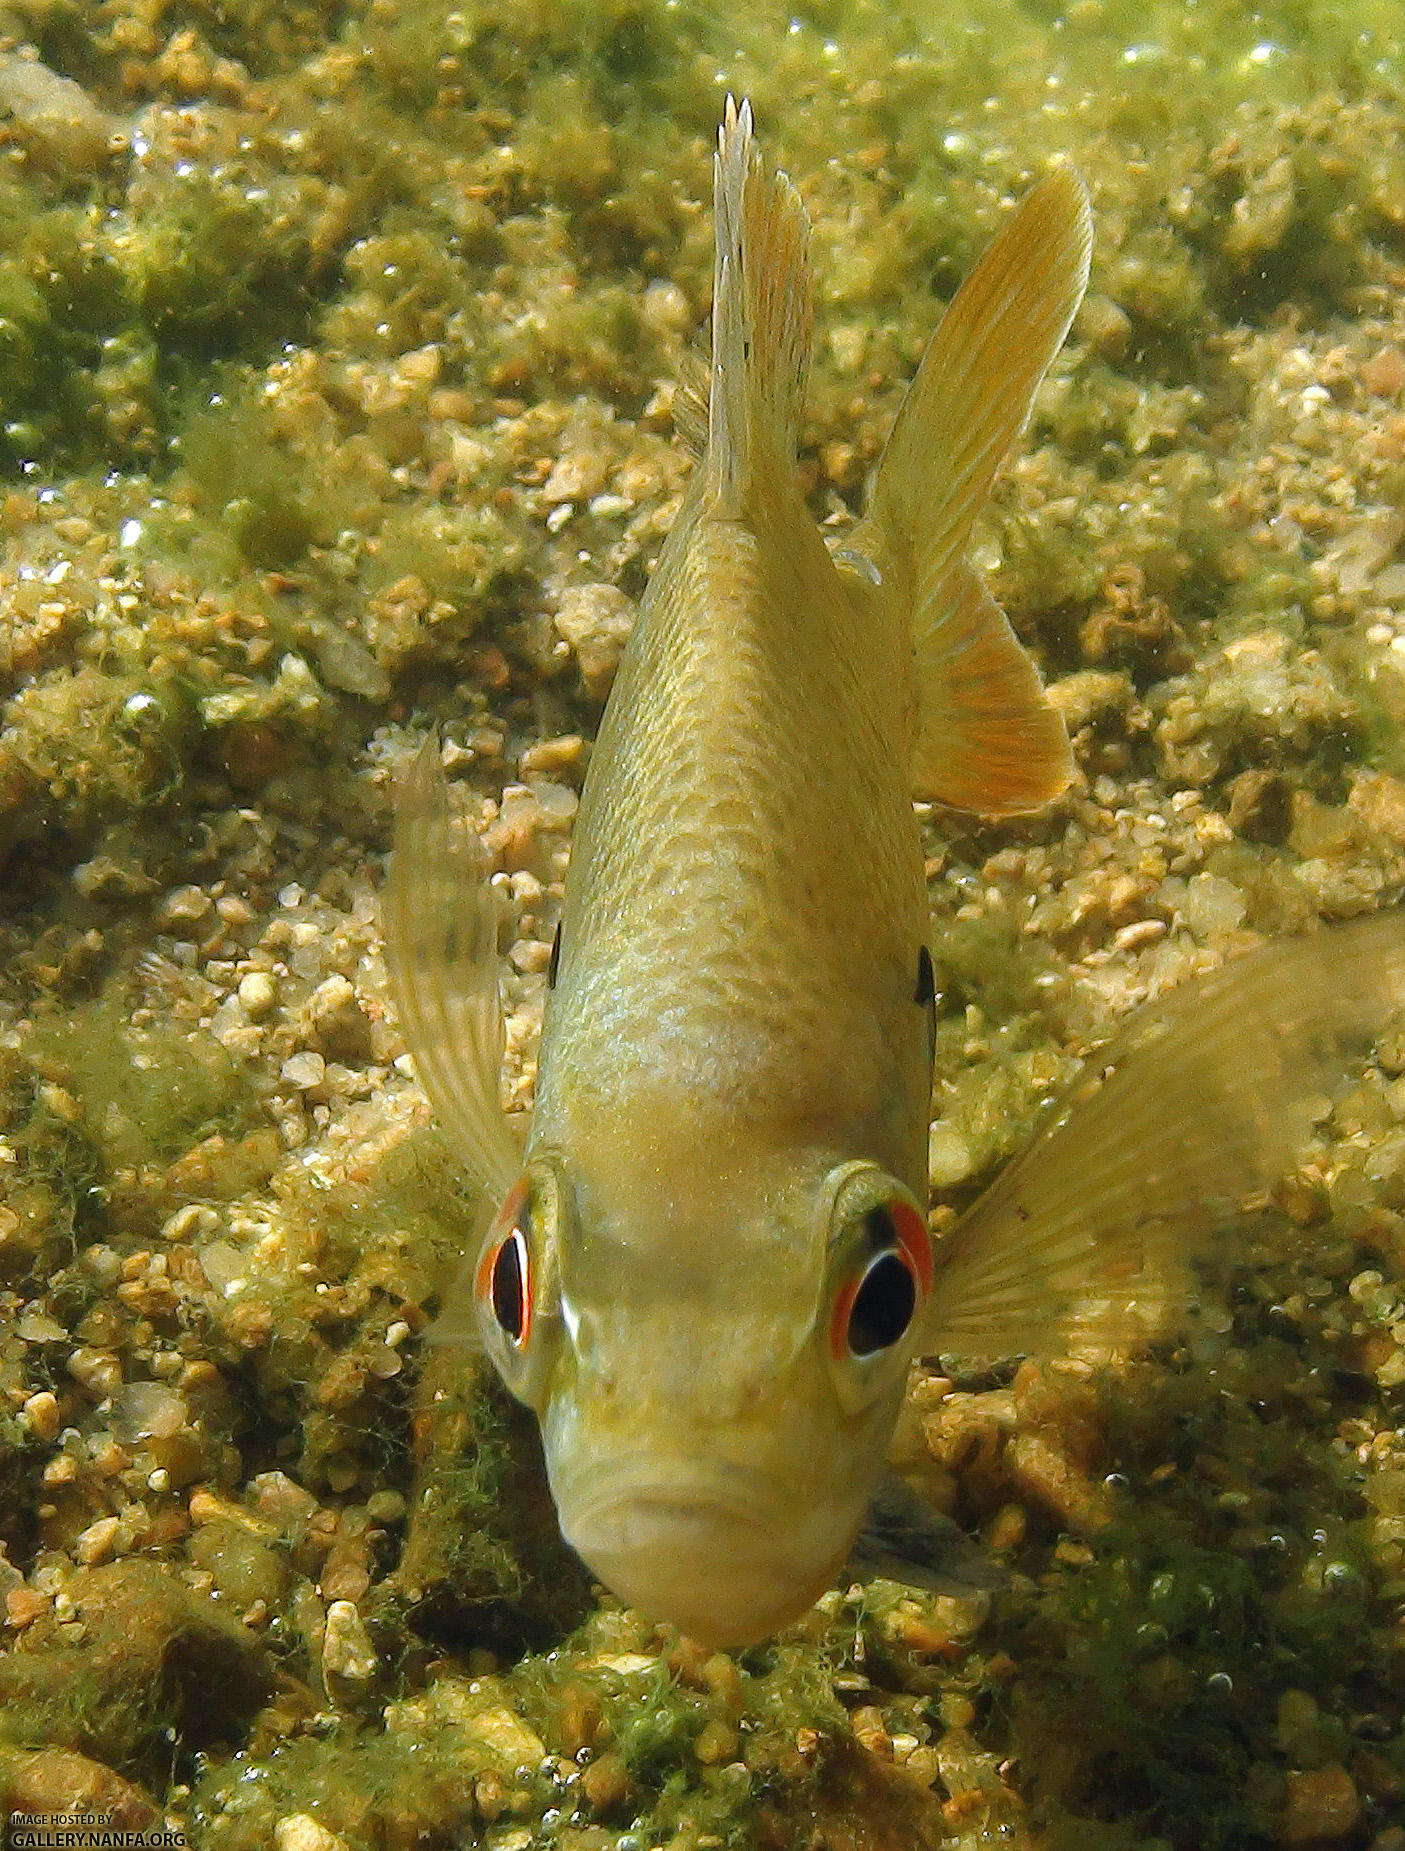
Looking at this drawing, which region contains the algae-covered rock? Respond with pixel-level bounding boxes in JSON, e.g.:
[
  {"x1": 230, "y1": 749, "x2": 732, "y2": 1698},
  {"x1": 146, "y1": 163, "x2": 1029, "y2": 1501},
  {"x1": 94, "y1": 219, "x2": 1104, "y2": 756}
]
[
  {"x1": 378, "y1": 1348, "x2": 594, "y2": 1656},
  {"x1": 0, "y1": 1559, "x2": 271, "y2": 1763}
]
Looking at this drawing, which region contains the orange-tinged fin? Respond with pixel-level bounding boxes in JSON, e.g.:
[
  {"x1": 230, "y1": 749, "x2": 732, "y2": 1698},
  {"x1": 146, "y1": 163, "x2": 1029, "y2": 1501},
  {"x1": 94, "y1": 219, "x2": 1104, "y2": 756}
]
[
  {"x1": 383, "y1": 738, "x2": 522, "y2": 1203},
  {"x1": 910, "y1": 562, "x2": 1074, "y2": 813},
  {"x1": 851, "y1": 165, "x2": 1091, "y2": 815},
  {"x1": 706, "y1": 96, "x2": 812, "y2": 513},
  {"x1": 921, "y1": 911, "x2": 1405, "y2": 1360}
]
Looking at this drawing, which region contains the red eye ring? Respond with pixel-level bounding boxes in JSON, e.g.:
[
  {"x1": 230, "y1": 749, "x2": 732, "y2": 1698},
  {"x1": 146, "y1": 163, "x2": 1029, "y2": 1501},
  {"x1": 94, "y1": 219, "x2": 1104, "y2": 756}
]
[
  {"x1": 888, "y1": 1198, "x2": 933, "y2": 1293},
  {"x1": 828, "y1": 1197, "x2": 931, "y2": 1362},
  {"x1": 477, "y1": 1178, "x2": 532, "y2": 1349}
]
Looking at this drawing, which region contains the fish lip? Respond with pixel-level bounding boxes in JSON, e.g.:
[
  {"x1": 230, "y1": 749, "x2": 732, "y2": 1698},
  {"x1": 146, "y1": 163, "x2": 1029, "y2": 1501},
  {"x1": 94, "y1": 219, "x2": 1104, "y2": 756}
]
[
  {"x1": 555, "y1": 1458, "x2": 783, "y2": 1538},
  {"x1": 554, "y1": 1459, "x2": 855, "y2": 1646}
]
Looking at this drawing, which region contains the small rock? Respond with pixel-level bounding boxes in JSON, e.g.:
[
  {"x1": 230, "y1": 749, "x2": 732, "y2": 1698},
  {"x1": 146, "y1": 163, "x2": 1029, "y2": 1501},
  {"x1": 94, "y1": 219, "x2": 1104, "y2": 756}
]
[
  {"x1": 2, "y1": 1748, "x2": 155, "y2": 1826},
  {"x1": 158, "y1": 884, "x2": 212, "y2": 926},
  {"x1": 281, "y1": 1050, "x2": 326, "y2": 1090},
  {"x1": 322, "y1": 1599, "x2": 378, "y2": 1684},
  {"x1": 274, "y1": 1817, "x2": 351, "y2": 1851},
  {"x1": 1226, "y1": 768, "x2": 1291, "y2": 845},
  {"x1": 554, "y1": 583, "x2": 635, "y2": 699},
  {"x1": 1276, "y1": 1765, "x2": 1362, "y2": 1843},
  {"x1": 74, "y1": 1516, "x2": 123, "y2": 1566},
  {"x1": 1004, "y1": 1431, "x2": 1113, "y2": 1533},
  {"x1": 21, "y1": 1390, "x2": 60, "y2": 1441},
  {"x1": 928, "y1": 1121, "x2": 973, "y2": 1188},
  {"x1": 0, "y1": 52, "x2": 120, "y2": 173},
  {"x1": 1181, "y1": 871, "x2": 1245, "y2": 938},
  {"x1": 580, "y1": 1749, "x2": 630, "y2": 1809},
  {"x1": 297, "y1": 974, "x2": 371, "y2": 1061},
  {"x1": 238, "y1": 970, "x2": 278, "y2": 1019}
]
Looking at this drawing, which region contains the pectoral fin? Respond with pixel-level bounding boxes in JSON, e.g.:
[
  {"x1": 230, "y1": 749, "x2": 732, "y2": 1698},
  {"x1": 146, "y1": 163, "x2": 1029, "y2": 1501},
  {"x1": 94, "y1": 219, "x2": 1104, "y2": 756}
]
[
  {"x1": 847, "y1": 1472, "x2": 1005, "y2": 1596},
  {"x1": 383, "y1": 739, "x2": 522, "y2": 1201},
  {"x1": 922, "y1": 912, "x2": 1405, "y2": 1359}
]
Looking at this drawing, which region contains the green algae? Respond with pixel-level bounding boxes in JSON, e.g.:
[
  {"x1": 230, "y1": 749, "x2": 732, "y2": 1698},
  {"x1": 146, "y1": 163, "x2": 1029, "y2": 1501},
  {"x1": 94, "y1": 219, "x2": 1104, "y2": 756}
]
[{"x1": 0, "y1": 1, "x2": 1404, "y2": 1847}]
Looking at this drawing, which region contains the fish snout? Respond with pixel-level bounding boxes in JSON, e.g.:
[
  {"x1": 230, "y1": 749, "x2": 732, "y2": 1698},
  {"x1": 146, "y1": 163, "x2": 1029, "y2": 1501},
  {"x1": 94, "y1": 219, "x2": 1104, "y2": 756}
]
[{"x1": 559, "y1": 1475, "x2": 853, "y2": 1647}]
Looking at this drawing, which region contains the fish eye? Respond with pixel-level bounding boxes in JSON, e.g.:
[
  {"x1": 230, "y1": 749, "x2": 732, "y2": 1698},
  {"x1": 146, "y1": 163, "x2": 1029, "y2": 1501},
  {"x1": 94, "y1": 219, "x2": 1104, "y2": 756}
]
[
  {"x1": 824, "y1": 1173, "x2": 934, "y2": 1402},
  {"x1": 846, "y1": 1241, "x2": 918, "y2": 1357},
  {"x1": 475, "y1": 1176, "x2": 537, "y2": 1351},
  {"x1": 489, "y1": 1221, "x2": 530, "y2": 1345},
  {"x1": 470, "y1": 1161, "x2": 567, "y2": 1410}
]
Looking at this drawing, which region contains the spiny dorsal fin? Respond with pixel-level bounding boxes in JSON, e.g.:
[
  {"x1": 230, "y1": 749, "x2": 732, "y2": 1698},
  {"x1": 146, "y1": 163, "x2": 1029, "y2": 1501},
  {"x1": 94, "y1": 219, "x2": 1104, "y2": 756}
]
[
  {"x1": 849, "y1": 165, "x2": 1091, "y2": 816},
  {"x1": 706, "y1": 96, "x2": 812, "y2": 512},
  {"x1": 921, "y1": 911, "x2": 1405, "y2": 1360}
]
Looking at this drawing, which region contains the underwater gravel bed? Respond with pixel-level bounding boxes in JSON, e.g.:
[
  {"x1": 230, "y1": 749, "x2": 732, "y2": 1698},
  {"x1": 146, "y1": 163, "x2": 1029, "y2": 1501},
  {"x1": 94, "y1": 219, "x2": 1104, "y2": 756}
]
[{"x1": 0, "y1": 1, "x2": 1404, "y2": 1846}]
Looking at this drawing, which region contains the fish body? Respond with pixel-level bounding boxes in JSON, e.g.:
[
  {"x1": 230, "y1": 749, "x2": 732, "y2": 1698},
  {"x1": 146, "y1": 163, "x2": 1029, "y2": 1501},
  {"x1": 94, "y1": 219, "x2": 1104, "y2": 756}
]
[
  {"x1": 386, "y1": 104, "x2": 1405, "y2": 1646},
  {"x1": 388, "y1": 100, "x2": 1089, "y2": 1645},
  {"x1": 516, "y1": 101, "x2": 1094, "y2": 1637}
]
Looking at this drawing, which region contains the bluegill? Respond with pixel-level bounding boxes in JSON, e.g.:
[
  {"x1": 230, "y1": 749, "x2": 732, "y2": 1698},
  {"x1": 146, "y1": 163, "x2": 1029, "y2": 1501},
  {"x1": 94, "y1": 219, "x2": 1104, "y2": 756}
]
[{"x1": 385, "y1": 101, "x2": 1405, "y2": 1646}]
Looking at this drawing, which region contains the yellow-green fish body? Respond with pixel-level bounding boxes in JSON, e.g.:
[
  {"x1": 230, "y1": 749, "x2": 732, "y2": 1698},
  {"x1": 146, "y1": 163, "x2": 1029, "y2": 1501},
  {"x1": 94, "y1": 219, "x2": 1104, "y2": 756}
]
[
  {"x1": 387, "y1": 102, "x2": 1405, "y2": 1646},
  {"x1": 388, "y1": 98, "x2": 1090, "y2": 1644}
]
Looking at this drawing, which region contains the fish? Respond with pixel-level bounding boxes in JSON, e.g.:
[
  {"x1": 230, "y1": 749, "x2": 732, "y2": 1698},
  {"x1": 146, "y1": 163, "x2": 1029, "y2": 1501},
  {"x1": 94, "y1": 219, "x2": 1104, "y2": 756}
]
[{"x1": 384, "y1": 99, "x2": 1405, "y2": 1647}]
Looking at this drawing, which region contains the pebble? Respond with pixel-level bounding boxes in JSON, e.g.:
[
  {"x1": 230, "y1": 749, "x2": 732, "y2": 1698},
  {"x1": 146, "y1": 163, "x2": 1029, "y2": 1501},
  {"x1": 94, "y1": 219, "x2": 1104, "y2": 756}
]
[
  {"x1": 159, "y1": 884, "x2": 212, "y2": 926},
  {"x1": 3, "y1": 1749, "x2": 155, "y2": 1827},
  {"x1": 275, "y1": 1817, "x2": 352, "y2": 1851},
  {"x1": 322, "y1": 1599, "x2": 378, "y2": 1684},
  {"x1": 67, "y1": 1346, "x2": 123, "y2": 1398},
  {"x1": 75, "y1": 1516, "x2": 123, "y2": 1566},
  {"x1": 239, "y1": 970, "x2": 278, "y2": 1018},
  {"x1": 281, "y1": 1051, "x2": 327, "y2": 1090},
  {"x1": 1276, "y1": 1765, "x2": 1362, "y2": 1842},
  {"x1": 6, "y1": 1586, "x2": 50, "y2": 1628},
  {"x1": 0, "y1": 51, "x2": 119, "y2": 172},
  {"x1": 1004, "y1": 1431, "x2": 1114, "y2": 1533},
  {"x1": 579, "y1": 1749, "x2": 629, "y2": 1809},
  {"x1": 22, "y1": 1390, "x2": 60, "y2": 1441},
  {"x1": 553, "y1": 583, "x2": 635, "y2": 698},
  {"x1": 693, "y1": 1719, "x2": 739, "y2": 1764}
]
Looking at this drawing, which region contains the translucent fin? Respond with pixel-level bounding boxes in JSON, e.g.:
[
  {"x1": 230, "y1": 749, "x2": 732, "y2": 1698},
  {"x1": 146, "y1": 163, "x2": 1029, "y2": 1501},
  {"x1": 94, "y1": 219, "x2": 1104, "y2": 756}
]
[
  {"x1": 848, "y1": 1473, "x2": 1005, "y2": 1596},
  {"x1": 850, "y1": 166, "x2": 1090, "y2": 815},
  {"x1": 383, "y1": 739, "x2": 522, "y2": 1202},
  {"x1": 706, "y1": 95, "x2": 812, "y2": 512},
  {"x1": 909, "y1": 563, "x2": 1075, "y2": 814},
  {"x1": 424, "y1": 1240, "x2": 491, "y2": 1351},
  {"x1": 923, "y1": 912, "x2": 1405, "y2": 1359}
]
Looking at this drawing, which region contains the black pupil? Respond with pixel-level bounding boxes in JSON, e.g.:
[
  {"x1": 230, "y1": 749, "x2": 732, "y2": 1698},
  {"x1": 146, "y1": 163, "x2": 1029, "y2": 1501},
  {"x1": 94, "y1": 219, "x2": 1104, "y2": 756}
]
[
  {"x1": 491, "y1": 1230, "x2": 527, "y2": 1341},
  {"x1": 848, "y1": 1250, "x2": 916, "y2": 1357}
]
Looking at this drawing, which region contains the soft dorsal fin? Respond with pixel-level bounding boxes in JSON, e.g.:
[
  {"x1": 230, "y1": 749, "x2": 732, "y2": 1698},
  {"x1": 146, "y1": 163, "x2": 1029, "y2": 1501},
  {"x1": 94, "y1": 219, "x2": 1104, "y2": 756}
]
[
  {"x1": 848, "y1": 166, "x2": 1092, "y2": 815},
  {"x1": 706, "y1": 96, "x2": 813, "y2": 513}
]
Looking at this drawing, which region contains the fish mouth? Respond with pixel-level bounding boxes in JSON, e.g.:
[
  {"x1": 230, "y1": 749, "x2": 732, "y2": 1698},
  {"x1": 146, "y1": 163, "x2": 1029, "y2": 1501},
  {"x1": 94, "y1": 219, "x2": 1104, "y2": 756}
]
[{"x1": 557, "y1": 1464, "x2": 854, "y2": 1647}]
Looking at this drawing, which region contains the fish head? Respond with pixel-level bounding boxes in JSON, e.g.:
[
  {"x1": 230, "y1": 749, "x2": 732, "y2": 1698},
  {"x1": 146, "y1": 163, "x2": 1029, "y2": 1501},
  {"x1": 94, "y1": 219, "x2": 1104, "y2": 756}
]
[{"x1": 466, "y1": 1146, "x2": 933, "y2": 1646}]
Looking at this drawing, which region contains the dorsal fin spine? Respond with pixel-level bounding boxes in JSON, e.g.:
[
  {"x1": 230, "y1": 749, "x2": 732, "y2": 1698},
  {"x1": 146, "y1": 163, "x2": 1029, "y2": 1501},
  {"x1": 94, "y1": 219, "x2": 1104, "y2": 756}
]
[{"x1": 706, "y1": 96, "x2": 813, "y2": 513}]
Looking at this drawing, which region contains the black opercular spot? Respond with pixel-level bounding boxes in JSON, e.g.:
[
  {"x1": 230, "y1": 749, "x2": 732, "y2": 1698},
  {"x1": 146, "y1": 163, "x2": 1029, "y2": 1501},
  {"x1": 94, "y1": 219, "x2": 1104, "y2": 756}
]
[
  {"x1": 491, "y1": 1230, "x2": 528, "y2": 1342},
  {"x1": 848, "y1": 1250, "x2": 917, "y2": 1357},
  {"x1": 915, "y1": 945, "x2": 936, "y2": 1071},
  {"x1": 547, "y1": 923, "x2": 561, "y2": 989},
  {"x1": 914, "y1": 945, "x2": 935, "y2": 1006}
]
